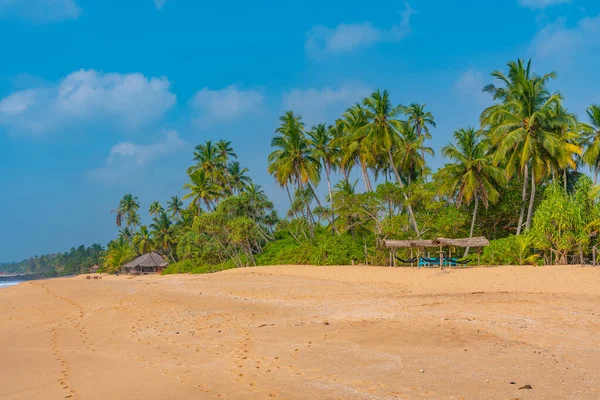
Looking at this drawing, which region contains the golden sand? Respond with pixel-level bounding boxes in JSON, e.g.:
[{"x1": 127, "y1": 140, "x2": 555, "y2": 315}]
[{"x1": 1, "y1": 265, "x2": 599, "y2": 399}]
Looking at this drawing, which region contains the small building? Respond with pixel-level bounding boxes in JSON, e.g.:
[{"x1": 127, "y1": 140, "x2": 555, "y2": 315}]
[
  {"x1": 122, "y1": 252, "x2": 168, "y2": 274},
  {"x1": 89, "y1": 265, "x2": 100, "y2": 273}
]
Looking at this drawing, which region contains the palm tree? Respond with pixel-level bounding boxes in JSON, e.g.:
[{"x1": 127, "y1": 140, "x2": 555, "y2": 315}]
[
  {"x1": 149, "y1": 201, "x2": 164, "y2": 218},
  {"x1": 216, "y1": 139, "x2": 237, "y2": 162},
  {"x1": 337, "y1": 104, "x2": 374, "y2": 191},
  {"x1": 481, "y1": 58, "x2": 575, "y2": 234},
  {"x1": 405, "y1": 103, "x2": 435, "y2": 168},
  {"x1": 268, "y1": 112, "x2": 321, "y2": 230},
  {"x1": 440, "y1": 128, "x2": 505, "y2": 256},
  {"x1": 582, "y1": 105, "x2": 600, "y2": 184},
  {"x1": 361, "y1": 90, "x2": 420, "y2": 235},
  {"x1": 167, "y1": 196, "x2": 184, "y2": 220},
  {"x1": 117, "y1": 193, "x2": 140, "y2": 229},
  {"x1": 227, "y1": 161, "x2": 252, "y2": 194},
  {"x1": 150, "y1": 212, "x2": 175, "y2": 262},
  {"x1": 307, "y1": 123, "x2": 340, "y2": 232},
  {"x1": 187, "y1": 140, "x2": 226, "y2": 182},
  {"x1": 394, "y1": 123, "x2": 434, "y2": 186},
  {"x1": 183, "y1": 170, "x2": 222, "y2": 212},
  {"x1": 133, "y1": 225, "x2": 153, "y2": 254}
]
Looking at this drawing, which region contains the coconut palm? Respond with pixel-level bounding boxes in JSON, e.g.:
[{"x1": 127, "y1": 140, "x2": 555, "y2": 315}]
[
  {"x1": 481, "y1": 58, "x2": 575, "y2": 234},
  {"x1": 167, "y1": 196, "x2": 184, "y2": 220},
  {"x1": 394, "y1": 123, "x2": 434, "y2": 186},
  {"x1": 582, "y1": 105, "x2": 600, "y2": 184},
  {"x1": 337, "y1": 104, "x2": 375, "y2": 191},
  {"x1": 307, "y1": 123, "x2": 340, "y2": 231},
  {"x1": 360, "y1": 89, "x2": 420, "y2": 235},
  {"x1": 150, "y1": 212, "x2": 175, "y2": 261},
  {"x1": 149, "y1": 201, "x2": 164, "y2": 218},
  {"x1": 117, "y1": 194, "x2": 140, "y2": 229},
  {"x1": 133, "y1": 225, "x2": 153, "y2": 254},
  {"x1": 216, "y1": 139, "x2": 237, "y2": 162},
  {"x1": 187, "y1": 140, "x2": 225, "y2": 182},
  {"x1": 227, "y1": 161, "x2": 252, "y2": 194},
  {"x1": 183, "y1": 170, "x2": 223, "y2": 212},
  {"x1": 440, "y1": 128, "x2": 506, "y2": 256},
  {"x1": 405, "y1": 103, "x2": 435, "y2": 167},
  {"x1": 268, "y1": 111, "x2": 321, "y2": 234}
]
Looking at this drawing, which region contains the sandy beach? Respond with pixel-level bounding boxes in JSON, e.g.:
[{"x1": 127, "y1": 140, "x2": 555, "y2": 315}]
[{"x1": 1, "y1": 265, "x2": 599, "y2": 399}]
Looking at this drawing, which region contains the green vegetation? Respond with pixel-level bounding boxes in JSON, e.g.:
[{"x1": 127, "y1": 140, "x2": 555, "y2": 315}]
[
  {"x1": 0, "y1": 244, "x2": 104, "y2": 276},
  {"x1": 5, "y1": 58, "x2": 600, "y2": 276}
]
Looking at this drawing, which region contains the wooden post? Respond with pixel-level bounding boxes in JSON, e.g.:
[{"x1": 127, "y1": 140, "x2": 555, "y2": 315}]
[
  {"x1": 393, "y1": 251, "x2": 397, "y2": 267},
  {"x1": 477, "y1": 251, "x2": 480, "y2": 266},
  {"x1": 389, "y1": 251, "x2": 392, "y2": 267},
  {"x1": 410, "y1": 248, "x2": 414, "y2": 267},
  {"x1": 449, "y1": 247, "x2": 452, "y2": 268},
  {"x1": 439, "y1": 246, "x2": 443, "y2": 270}
]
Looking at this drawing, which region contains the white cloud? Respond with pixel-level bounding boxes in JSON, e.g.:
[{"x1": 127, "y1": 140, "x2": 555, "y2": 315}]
[
  {"x1": 189, "y1": 85, "x2": 264, "y2": 125},
  {"x1": 88, "y1": 130, "x2": 185, "y2": 183},
  {"x1": 283, "y1": 83, "x2": 372, "y2": 126},
  {"x1": 453, "y1": 69, "x2": 491, "y2": 107},
  {"x1": 154, "y1": 0, "x2": 167, "y2": 10},
  {"x1": 0, "y1": 69, "x2": 176, "y2": 135},
  {"x1": 518, "y1": 0, "x2": 570, "y2": 10},
  {"x1": 0, "y1": 0, "x2": 81, "y2": 22},
  {"x1": 530, "y1": 15, "x2": 600, "y2": 59},
  {"x1": 305, "y1": 2, "x2": 415, "y2": 58}
]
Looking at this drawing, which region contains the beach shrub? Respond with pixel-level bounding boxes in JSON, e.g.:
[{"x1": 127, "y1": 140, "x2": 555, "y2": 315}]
[{"x1": 481, "y1": 235, "x2": 539, "y2": 265}]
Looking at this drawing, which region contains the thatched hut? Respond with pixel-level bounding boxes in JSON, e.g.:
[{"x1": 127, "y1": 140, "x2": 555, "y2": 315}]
[
  {"x1": 122, "y1": 252, "x2": 168, "y2": 274},
  {"x1": 89, "y1": 265, "x2": 100, "y2": 273}
]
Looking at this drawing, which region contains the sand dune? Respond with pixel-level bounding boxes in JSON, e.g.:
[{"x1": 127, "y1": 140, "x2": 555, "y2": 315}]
[{"x1": 1, "y1": 265, "x2": 599, "y2": 399}]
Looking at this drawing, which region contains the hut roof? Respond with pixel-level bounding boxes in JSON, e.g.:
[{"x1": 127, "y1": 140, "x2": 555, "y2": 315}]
[
  {"x1": 384, "y1": 237, "x2": 490, "y2": 248},
  {"x1": 383, "y1": 239, "x2": 437, "y2": 248},
  {"x1": 432, "y1": 237, "x2": 490, "y2": 248},
  {"x1": 90, "y1": 265, "x2": 100, "y2": 271},
  {"x1": 123, "y1": 252, "x2": 168, "y2": 268}
]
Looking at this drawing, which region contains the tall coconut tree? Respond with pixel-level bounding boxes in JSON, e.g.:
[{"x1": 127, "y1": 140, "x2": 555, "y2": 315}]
[
  {"x1": 227, "y1": 161, "x2": 252, "y2": 194},
  {"x1": 149, "y1": 201, "x2": 164, "y2": 218},
  {"x1": 150, "y1": 212, "x2": 175, "y2": 262},
  {"x1": 307, "y1": 123, "x2": 340, "y2": 232},
  {"x1": 440, "y1": 128, "x2": 505, "y2": 256},
  {"x1": 360, "y1": 89, "x2": 420, "y2": 235},
  {"x1": 117, "y1": 193, "x2": 140, "y2": 229},
  {"x1": 394, "y1": 122, "x2": 434, "y2": 186},
  {"x1": 187, "y1": 140, "x2": 226, "y2": 182},
  {"x1": 167, "y1": 196, "x2": 184, "y2": 220},
  {"x1": 133, "y1": 225, "x2": 153, "y2": 254},
  {"x1": 337, "y1": 104, "x2": 375, "y2": 192},
  {"x1": 481, "y1": 58, "x2": 574, "y2": 234},
  {"x1": 582, "y1": 105, "x2": 600, "y2": 184},
  {"x1": 183, "y1": 170, "x2": 223, "y2": 213},
  {"x1": 216, "y1": 139, "x2": 237, "y2": 162},
  {"x1": 405, "y1": 103, "x2": 435, "y2": 168}
]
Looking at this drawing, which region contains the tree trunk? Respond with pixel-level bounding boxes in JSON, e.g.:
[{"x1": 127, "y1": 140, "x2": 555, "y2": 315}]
[
  {"x1": 324, "y1": 163, "x2": 336, "y2": 235},
  {"x1": 595, "y1": 168, "x2": 599, "y2": 185},
  {"x1": 388, "y1": 149, "x2": 420, "y2": 236},
  {"x1": 360, "y1": 160, "x2": 372, "y2": 192},
  {"x1": 516, "y1": 167, "x2": 529, "y2": 236},
  {"x1": 563, "y1": 169, "x2": 567, "y2": 192},
  {"x1": 525, "y1": 168, "x2": 536, "y2": 231},
  {"x1": 464, "y1": 195, "x2": 479, "y2": 258}
]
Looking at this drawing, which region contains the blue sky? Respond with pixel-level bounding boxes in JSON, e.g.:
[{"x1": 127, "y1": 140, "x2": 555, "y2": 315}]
[{"x1": 1, "y1": 0, "x2": 599, "y2": 261}]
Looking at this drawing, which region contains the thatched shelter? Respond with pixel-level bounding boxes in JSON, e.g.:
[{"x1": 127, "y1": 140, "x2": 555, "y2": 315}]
[
  {"x1": 89, "y1": 265, "x2": 100, "y2": 273},
  {"x1": 432, "y1": 237, "x2": 490, "y2": 248},
  {"x1": 122, "y1": 252, "x2": 168, "y2": 274},
  {"x1": 383, "y1": 236, "x2": 490, "y2": 268},
  {"x1": 383, "y1": 239, "x2": 437, "y2": 248}
]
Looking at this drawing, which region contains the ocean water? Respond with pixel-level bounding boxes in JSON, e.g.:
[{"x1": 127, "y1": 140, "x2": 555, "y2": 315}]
[{"x1": 0, "y1": 281, "x2": 21, "y2": 289}]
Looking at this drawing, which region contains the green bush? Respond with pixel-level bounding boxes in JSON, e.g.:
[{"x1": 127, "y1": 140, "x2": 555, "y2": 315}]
[{"x1": 481, "y1": 235, "x2": 539, "y2": 265}]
